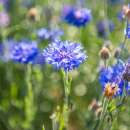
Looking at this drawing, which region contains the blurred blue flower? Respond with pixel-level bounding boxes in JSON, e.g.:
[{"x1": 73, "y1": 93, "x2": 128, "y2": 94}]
[
  {"x1": 0, "y1": 39, "x2": 16, "y2": 62},
  {"x1": 126, "y1": 23, "x2": 130, "y2": 38},
  {"x1": 126, "y1": 82, "x2": 130, "y2": 95},
  {"x1": 96, "y1": 20, "x2": 115, "y2": 38},
  {"x1": 62, "y1": 5, "x2": 92, "y2": 27},
  {"x1": 117, "y1": 11, "x2": 124, "y2": 22},
  {"x1": 37, "y1": 28, "x2": 63, "y2": 41},
  {"x1": 11, "y1": 40, "x2": 39, "y2": 64},
  {"x1": 0, "y1": 0, "x2": 8, "y2": 7},
  {"x1": 33, "y1": 52, "x2": 45, "y2": 65},
  {"x1": 97, "y1": 21, "x2": 107, "y2": 38},
  {"x1": 122, "y1": 59, "x2": 130, "y2": 94},
  {"x1": 109, "y1": 21, "x2": 115, "y2": 32},
  {"x1": 99, "y1": 60, "x2": 125, "y2": 96},
  {"x1": 43, "y1": 40, "x2": 87, "y2": 71},
  {"x1": 0, "y1": 44, "x2": 4, "y2": 60}
]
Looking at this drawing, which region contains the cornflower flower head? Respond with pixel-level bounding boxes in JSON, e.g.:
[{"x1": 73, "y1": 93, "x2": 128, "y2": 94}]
[
  {"x1": 104, "y1": 82, "x2": 119, "y2": 99},
  {"x1": 61, "y1": 5, "x2": 92, "y2": 27},
  {"x1": 33, "y1": 51, "x2": 45, "y2": 65},
  {"x1": 0, "y1": 44, "x2": 4, "y2": 61},
  {"x1": 0, "y1": 0, "x2": 8, "y2": 8},
  {"x1": 99, "y1": 60, "x2": 125, "y2": 96},
  {"x1": 37, "y1": 28, "x2": 63, "y2": 41},
  {"x1": 0, "y1": 0, "x2": 7, "y2": 4},
  {"x1": 117, "y1": 11, "x2": 124, "y2": 22},
  {"x1": 10, "y1": 40, "x2": 39, "y2": 64},
  {"x1": 96, "y1": 21, "x2": 107, "y2": 38},
  {"x1": 96, "y1": 20, "x2": 115, "y2": 38},
  {"x1": 109, "y1": 20, "x2": 115, "y2": 32},
  {"x1": 42, "y1": 40, "x2": 87, "y2": 71}
]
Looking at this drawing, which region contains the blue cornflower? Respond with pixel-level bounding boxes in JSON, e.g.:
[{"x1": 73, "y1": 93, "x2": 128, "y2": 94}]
[
  {"x1": 0, "y1": 44, "x2": 4, "y2": 61},
  {"x1": 33, "y1": 52, "x2": 45, "y2": 65},
  {"x1": 109, "y1": 21, "x2": 115, "y2": 32},
  {"x1": 99, "y1": 60, "x2": 125, "y2": 96},
  {"x1": 62, "y1": 5, "x2": 92, "y2": 27},
  {"x1": 126, "y1": 23, "x2": 130, "y2": 38},
  {"x1": 42, "y1": 40, "x2": 87, "y2": 71},
  {"x1": 0, "y1": 0, "x2": 8, "y2": 8},
  {"x1": 96, "y1": 21, "x2": 107, "y2": 38},
  {"x1": 96, "y1": 20, "x2": 115, "y2": 38},
  {"x1": 11, "y1": 40, "x2": 39, "y2": 64},
  {"x1": 117, "y1": 11, "x2": 124, "y2": 22},
  {"x1": 37, "y1": 28, "x2": 63, "y2": 41},
  {"x1": 0, "y1": 39, "x2": 16, "y2": 62}
]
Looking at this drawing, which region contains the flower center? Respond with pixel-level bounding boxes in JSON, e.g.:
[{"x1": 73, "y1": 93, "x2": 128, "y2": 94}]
[{"x1": 75, "y1": 10, "x2": 82, "y2": 18}]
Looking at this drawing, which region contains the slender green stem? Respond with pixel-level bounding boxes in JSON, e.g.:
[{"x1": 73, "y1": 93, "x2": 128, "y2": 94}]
[
  {"x1": 100, "y1": 97, "x2": 106, "y2": 120},
  {"x1": 59, "y1": 70, "x2": 72, "y2": 130},
  {"x1": 59, "y1": 113, "x2": 65, "y2": 130},
  {"x1": 97, "y1": 98, "x2": 110, "y2": 130},
  {"x1": 104, "y1": 0, "x2": 107, "y2": 18},
  {"x1": 24, "y1": 64, "x2": 35, "y2": 128},
  {"x1": 42, "y1": 124, "x2": 45, "y2": 130},
  {"x1": 104, "y1": 59, "x2": 107, "y2": 69},
  {"x1": 121, "y1": 19, "x2": 128, "y2": 50},
  {"x1": 109, "y1": 82, "x2": 127, "y2": 130},
  {"x1": 52, "y1": 118, "x2": 58, "y2": 130},
  {"x1": 103, "y1": 0, "x2": 109, "y2": 38},
  {"x1": 64, "y1": 71, "x2": 69, "y2": 107},
  {"x1": 111, "y1": 81, "x2": 127, "y2": 113},
  {"x1": 122, "y1": 35, "x2": 127, "y2": 48},
  {"x1": 62, "y1": 70, "x2": 71, "y2": 109}
]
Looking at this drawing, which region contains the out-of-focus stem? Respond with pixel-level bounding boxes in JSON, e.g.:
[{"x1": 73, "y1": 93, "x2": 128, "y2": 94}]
[
  {"x1": 97, "y1": 98, "x2": 110, "y2": 130},
  {"x1": 64, "y1": 71, "x2": 69, "y2": 107},
  {"x1": 104, "y1": 59, "x2": 107, "y2": 69},
  {"x1": 25, "y1": 64, "x2": 35, "y2": 128},
  {"x1": 59, "y1": 70, "x2": 71, "y2": 130}
]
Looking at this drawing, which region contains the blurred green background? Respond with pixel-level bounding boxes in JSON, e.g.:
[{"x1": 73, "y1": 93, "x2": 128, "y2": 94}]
[{"x1": 0, "y1": 0, "x2": 130, "y2": 130}]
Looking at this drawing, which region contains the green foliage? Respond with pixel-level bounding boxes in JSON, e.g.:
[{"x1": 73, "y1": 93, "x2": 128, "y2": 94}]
[{"x1": 0, "y1": 0, "x2": 130, "y2": 130}]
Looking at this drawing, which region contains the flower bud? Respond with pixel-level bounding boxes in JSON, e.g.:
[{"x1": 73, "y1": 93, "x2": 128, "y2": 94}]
[
  {"x1": 99, "y1": 47, "x2": 110, "y2": 60},
  {"x1": 27, "y1": 7, "x2": 39, "y2": 21},
  {"x1": 122, "y1": 5, "x2": 130, "y2": 19},
  {"x1": 114, "y1": 47, "x2": 121, "y2": 58},
  {"x1": 104, "y1": 40, "x2": 112, "y2": 50}
]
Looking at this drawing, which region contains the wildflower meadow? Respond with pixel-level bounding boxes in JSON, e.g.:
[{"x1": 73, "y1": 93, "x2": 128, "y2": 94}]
[{"x1": 0, "y1": 0, "x2": 130, "y2": 130}]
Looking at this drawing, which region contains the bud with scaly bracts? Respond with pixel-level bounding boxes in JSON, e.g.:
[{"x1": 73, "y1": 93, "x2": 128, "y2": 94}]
[
  {"x1": 27, "y1": 7, "x2": 40, "y2": 21},
  {"x1": 99, "y1": 47, "x2": 110, "y2": 60},
  {"x1": 122, "y1": 5, "x2": 130, "y2": 19}
]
